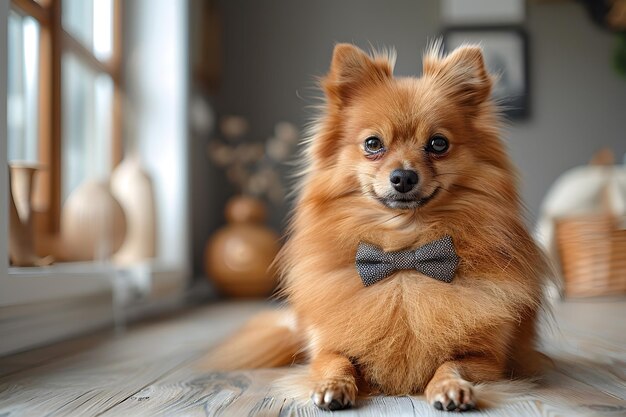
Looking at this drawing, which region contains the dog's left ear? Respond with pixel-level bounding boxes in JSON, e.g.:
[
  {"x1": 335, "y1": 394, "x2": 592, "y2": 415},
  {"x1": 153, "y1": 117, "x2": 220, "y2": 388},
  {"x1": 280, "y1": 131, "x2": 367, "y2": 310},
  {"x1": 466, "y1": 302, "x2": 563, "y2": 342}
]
[
  {"x1": 323, "y1": 43, "x2": 394, "y2": 107},
  {"x1": 423, "y1": 45, "x2": 492, "y2": 108}
]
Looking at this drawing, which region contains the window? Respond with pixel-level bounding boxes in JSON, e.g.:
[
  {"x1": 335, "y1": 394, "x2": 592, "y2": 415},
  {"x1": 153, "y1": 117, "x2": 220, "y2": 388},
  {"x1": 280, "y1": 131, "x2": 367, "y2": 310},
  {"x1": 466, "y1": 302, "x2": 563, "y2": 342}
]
[
  {"x1": 7, "y1": 11, "x2": 39, "y2": 164},
  {"x1": 2, "y1": 0, "x2": 190, "y2": 355},
  {"x1": 8, "y1": 0, "x2": 122, "y2": 234}
]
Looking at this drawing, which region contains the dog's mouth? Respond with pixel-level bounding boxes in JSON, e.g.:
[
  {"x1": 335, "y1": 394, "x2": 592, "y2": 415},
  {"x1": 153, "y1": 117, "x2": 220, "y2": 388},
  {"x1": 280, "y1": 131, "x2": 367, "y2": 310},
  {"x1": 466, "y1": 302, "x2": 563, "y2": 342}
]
[{"x1": 374, "y1": 187, "x2": 441, "y2": 210}]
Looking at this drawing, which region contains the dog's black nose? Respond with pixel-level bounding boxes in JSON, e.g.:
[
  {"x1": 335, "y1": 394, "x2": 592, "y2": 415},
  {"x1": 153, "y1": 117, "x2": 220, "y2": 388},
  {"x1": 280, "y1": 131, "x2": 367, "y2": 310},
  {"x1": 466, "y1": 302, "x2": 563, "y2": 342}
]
[{"x1": 390, "y1": 169, "x2": 418, "y2": 193}]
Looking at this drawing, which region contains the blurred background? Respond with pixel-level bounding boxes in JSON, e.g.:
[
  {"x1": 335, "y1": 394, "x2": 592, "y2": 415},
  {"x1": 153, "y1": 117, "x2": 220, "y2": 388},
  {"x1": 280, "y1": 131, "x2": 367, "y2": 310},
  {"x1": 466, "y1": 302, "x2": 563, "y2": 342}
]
[{"x1": 2, "y1": 0, "x2": 626, "y2": 355}]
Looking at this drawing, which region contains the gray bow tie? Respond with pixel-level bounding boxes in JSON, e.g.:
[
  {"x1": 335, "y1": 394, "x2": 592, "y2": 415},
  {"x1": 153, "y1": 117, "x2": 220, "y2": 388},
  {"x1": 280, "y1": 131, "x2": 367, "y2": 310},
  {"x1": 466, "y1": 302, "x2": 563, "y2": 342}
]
[{"x1": 355, "y1": 235, "x2": 460, "y2": 286}]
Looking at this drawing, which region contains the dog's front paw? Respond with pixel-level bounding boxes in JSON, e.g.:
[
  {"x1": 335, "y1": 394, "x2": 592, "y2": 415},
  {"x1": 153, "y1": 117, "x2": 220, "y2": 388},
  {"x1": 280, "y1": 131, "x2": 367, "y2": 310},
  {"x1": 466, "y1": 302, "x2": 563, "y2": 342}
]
[
  {"x1": 426, "y1": 378, "x2": 476, "y2": 412},
  {"x1": 311, "y1": 378, "x2": 357, "y2": 411}
]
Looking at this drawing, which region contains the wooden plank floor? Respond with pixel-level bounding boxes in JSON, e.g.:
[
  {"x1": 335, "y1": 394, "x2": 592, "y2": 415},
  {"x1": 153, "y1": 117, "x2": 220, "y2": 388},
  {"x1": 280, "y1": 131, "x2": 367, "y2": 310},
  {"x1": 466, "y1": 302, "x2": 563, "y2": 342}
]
[{"x1": 0, "y1": 299, "x2": 624, "y2": 416}]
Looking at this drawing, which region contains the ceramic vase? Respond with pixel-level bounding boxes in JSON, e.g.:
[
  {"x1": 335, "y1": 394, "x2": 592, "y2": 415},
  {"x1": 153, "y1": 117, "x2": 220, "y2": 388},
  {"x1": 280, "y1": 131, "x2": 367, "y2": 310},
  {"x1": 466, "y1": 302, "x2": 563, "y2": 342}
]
[
  {"x1": 204, "y1": 196, "x2": 280, "y2": 297},
  {"x1": 110, "y1": 155, "x2": 157, "y2": 265},
  {"x1": 8, "y1": 163, "x2": 54, "y2": 266},
  {"x1": 60, "y1": 180, "x2": 127, "y2": 261}
]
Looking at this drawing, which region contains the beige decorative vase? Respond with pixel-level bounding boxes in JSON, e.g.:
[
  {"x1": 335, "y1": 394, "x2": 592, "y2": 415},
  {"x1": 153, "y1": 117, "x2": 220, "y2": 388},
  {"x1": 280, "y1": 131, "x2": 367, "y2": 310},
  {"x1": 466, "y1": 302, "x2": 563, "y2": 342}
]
[
  {"x1": 8, "y1": 163, "x2": 54, "y2": 266},
  {"x1": 60, "y1": 180, "x2": 127, "y2": 261},
  {"x1": 204, "y1": 196, "x2": 280, "y2": 297},
  {"x1": 110, "y1": 155, "x2": 157, "y2": 265}
]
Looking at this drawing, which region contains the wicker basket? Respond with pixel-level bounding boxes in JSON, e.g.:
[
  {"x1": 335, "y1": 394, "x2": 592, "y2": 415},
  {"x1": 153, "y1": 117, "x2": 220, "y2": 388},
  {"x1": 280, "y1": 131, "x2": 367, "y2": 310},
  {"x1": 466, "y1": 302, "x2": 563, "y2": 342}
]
[{"x1": 556, "y1": 214, "x2": 626, "y2": 298}]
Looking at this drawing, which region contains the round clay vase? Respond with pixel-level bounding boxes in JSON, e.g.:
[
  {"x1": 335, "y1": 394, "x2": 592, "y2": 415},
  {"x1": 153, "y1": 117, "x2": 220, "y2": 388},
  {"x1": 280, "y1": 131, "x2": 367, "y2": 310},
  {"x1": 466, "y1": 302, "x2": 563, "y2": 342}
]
[
  {"x1": 204, "y1": 196, "x2": 280, "y2": 297},
  {"x1": 60, "y1": 180, "x2": 127, "y2": 261}
]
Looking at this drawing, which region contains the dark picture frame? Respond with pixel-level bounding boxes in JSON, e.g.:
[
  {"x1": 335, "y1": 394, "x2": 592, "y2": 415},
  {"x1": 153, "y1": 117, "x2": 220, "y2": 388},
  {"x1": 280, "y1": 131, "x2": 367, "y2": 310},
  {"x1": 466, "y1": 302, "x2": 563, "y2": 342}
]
[{"x1": 443, "y1": 27, "x2": 530, "y2": 119}]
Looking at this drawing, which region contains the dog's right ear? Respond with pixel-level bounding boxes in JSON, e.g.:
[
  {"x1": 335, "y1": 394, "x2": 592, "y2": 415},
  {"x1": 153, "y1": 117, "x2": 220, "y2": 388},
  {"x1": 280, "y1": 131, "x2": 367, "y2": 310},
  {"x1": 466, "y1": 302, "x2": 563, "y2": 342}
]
[
  {"x1": 322, "y1": 43, "x2": 394, "y2": 107},
  {"x1": 422, "y1": 44, "x2": 492, "y2": 109}
]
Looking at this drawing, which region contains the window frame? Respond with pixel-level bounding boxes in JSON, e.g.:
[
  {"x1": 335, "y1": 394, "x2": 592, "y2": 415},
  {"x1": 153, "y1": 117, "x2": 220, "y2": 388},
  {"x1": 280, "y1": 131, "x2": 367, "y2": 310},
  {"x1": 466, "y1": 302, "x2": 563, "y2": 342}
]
[{"x1": 10, "y1": 0, "x2": 123, "y2": 236}]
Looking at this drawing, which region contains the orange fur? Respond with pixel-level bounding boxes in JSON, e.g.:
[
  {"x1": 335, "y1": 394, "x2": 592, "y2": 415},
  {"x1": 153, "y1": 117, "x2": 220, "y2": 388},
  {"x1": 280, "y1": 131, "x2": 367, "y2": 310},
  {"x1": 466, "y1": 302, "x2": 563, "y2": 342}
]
[
  {"x1": 204, "y1": 43, "x2": 549, "y2": 412},
  {"x1": 198, "y1": 309, "x2": 304, "y2": 370}
]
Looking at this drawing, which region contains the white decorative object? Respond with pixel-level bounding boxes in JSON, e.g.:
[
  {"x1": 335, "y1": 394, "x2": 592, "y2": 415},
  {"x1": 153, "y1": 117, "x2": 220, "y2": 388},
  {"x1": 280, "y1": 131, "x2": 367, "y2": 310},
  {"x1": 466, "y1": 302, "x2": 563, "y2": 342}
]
[
  {"x1": 110, "y1": 155, "x2": 157, "y2": 265},
  {"x1": 535, "y1": 163, "x2": 626, "y2": 273}
]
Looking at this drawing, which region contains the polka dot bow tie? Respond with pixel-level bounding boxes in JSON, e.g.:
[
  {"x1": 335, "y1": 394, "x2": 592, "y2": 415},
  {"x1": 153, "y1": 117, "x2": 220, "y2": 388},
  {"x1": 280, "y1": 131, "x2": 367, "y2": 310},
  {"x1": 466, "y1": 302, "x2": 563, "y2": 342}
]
[{"x1": 355, "y1": 235, "x2": 460, "y2": 286}]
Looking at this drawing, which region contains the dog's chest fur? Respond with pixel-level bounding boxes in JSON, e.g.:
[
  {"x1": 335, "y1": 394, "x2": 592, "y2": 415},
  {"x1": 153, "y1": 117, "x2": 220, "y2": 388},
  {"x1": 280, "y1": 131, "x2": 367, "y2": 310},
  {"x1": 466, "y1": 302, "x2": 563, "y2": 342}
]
[{"x1": 301, "y1": 270, "x2": 513, "y2": 395}]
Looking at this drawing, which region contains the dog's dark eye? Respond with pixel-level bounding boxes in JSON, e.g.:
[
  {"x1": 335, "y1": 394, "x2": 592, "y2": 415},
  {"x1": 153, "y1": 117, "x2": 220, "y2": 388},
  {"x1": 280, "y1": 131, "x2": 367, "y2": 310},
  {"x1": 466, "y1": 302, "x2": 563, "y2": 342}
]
[
  {"x1": 364, "y1": 136, "x2": 384, "y2": 153},
  {"x1": 426, "y1": 135, "x2": 449, "y2": 154}
]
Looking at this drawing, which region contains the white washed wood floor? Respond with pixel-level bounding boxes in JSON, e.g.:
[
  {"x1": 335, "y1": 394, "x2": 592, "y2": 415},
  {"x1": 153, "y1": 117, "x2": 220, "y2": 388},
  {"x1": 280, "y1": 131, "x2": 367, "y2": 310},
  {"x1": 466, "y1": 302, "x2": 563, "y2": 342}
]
[{"x1": 0, "y1": 299, "x2": 624, "y2": 417}]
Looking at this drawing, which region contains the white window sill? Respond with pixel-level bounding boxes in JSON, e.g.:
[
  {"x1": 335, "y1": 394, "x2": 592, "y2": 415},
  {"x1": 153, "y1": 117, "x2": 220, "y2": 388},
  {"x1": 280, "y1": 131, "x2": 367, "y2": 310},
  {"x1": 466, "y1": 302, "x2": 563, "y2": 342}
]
[
  {"x1": 0, "y1": 261, "x2": 190, "y2": 355},
  {"x1": 2, "y1": 261, "x2": 188, "y2": 307},
  {"x1": 3, "y1": 262, "x2": 114, "y2": 306}
]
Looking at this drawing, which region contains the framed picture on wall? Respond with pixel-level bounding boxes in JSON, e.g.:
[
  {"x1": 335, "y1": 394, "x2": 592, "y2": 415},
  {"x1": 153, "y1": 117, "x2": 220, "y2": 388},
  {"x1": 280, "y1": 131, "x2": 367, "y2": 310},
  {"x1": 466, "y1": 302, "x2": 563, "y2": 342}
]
[{"x1": 443, "y1": 27, "x2": 529, "y2": 119}]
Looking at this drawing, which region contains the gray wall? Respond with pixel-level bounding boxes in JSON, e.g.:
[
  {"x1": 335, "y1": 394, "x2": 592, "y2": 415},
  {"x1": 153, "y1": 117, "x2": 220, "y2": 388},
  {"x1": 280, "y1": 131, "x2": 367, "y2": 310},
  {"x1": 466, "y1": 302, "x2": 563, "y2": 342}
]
[
  {"x1": 192, "y1": 0, "x2": 440, "y2": 275},
  {"x1": 192, "y1": 0, "x2": 626, "y2": 275},
  {"x1": 508, "y1": 3, "x2": 626, "y2": 220}
]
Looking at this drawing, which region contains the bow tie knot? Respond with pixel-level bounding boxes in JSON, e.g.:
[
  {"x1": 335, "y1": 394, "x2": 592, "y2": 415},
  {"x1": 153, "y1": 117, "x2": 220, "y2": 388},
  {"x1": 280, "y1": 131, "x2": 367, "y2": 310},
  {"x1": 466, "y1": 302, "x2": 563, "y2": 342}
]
[{"x1": 355, "y1": 235, "x2": 460, "y2": 286}]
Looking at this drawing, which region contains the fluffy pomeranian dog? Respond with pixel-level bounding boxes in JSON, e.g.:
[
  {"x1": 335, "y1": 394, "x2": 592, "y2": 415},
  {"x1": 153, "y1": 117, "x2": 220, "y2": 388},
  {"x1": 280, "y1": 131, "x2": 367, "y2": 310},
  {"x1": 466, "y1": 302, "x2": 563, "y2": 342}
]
[{"x1": 203, "y1": 43, "x2": 549, "y2": 412}]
